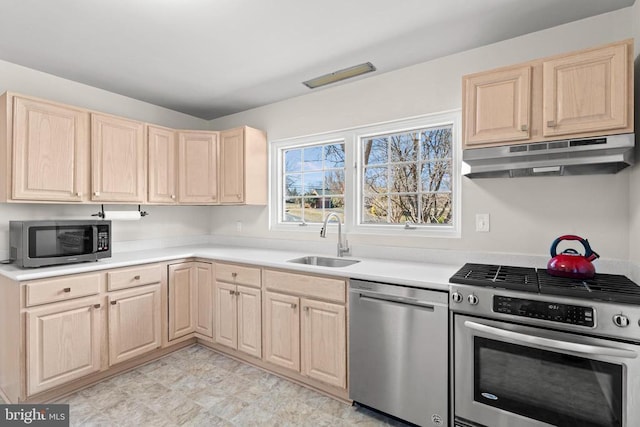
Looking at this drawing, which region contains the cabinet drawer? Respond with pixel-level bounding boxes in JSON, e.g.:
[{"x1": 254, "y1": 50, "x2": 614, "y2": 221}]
[
  {"x1": 215, "y1": 262, "x2": 261, "y2": 288},
  {"x1": 107, "y1": 264, "x2": 162, "y2": 291},
  {"x1": 263, "y1": 270, "x2": 345, "y2": 304},
  {"x1": 26, "y1": 273, "x2": 102, "y2": 307}
]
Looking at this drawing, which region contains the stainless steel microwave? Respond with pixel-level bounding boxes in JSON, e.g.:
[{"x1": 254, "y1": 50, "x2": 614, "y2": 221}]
[{"x1": 10, "y1": 220, "x2": 111, "y2": 268}]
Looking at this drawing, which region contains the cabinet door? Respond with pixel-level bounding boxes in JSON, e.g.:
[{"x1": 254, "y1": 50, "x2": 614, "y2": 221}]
[
  {"x1": 12, "y1": 97, "x2": 89, "y2": 201},
  {"x1": 26, "y1": 297, "x2": 102, "y2": 396},
  {"x1": 194, "y1": 262, "x2": 213, "y2": 338},
  {"x1": 108, "y1": 284, "x2": 161, "y2": 366},
  {"x1": 237, "y1": 285, "x2": 261, "y2": 358},
  {"x1": 91, "y1": 113, "x2": 145, "y2": 202},
  {"x1": 214, "y1": 281, "x2": 237, "y2": 349},
  {"x1": 264, "y1": 291, "x2": 299, "y2": 372},
  {"x1": 148, "y1": 125, "x2": 177, "y2": 203},
  {"x1": 168, "y1": 263, "x2": 196, "y2": 340},
  {"x1": 178, "y1": 131, "x2": 218, "y2": 204},
  {"x1": 543, "y1": 43, "x2": 628, "y2": 137},
  {"x1": 463, "y1": 66, "x2": 531, "y2": 147},
  {"x1": 219, "y1": 128, "x2": 244, "y2": 203},
  {"x1": 301, "y1": 299, "x2": 346, "y2": 388}
]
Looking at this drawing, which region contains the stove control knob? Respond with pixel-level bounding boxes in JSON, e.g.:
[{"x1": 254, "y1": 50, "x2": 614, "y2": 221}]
[
  {"x1": 467, "y1": 294, "x2": 479, "y2": 305},
  {"x1": 613, "y1": 314, "x2": 629, "y2": 327},
  {"x1": 451, "y1": 292, "x2": 463, "y2": 303}
]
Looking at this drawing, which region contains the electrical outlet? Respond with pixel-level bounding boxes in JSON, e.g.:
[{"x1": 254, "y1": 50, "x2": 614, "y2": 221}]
[
  {"x1": 236, "y1": 221, "x2": 242, "y2": 232},
  {"x1": 475, "y1": 214, "x2": 490, "y2": 232}
]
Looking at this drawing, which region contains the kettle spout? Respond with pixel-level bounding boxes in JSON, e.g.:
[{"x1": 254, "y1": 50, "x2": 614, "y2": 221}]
[{"x1": 587, "y1": 251, "x2": 600, "y2": 262}]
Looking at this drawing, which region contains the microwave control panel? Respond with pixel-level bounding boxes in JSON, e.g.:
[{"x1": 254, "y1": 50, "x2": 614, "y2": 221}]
[
  {"x1": 97, "y1": 225, "x2": 109, "y2": 252},
  {"x1": 493, "y1": 295, "x2": 594, "y2": 327}
]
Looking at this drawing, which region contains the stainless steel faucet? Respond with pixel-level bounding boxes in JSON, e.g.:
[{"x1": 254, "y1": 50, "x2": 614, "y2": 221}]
[{"x1": 320, "y1": 213, "x2": 350, "y2": 257}]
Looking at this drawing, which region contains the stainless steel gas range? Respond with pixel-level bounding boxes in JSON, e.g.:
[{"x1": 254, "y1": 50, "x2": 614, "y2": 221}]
[{"x1": 449, "y1": 264, "x2": 640, "y2": 427}]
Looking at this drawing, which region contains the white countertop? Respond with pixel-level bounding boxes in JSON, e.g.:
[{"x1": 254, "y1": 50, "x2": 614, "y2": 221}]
[{"x1": 0, "y1": 244, "x2": 458, "y2": 291}]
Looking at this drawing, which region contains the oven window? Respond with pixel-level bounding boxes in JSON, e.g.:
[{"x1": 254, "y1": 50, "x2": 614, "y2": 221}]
[
  {"x1": 28, "y1": 226, "x2": 93, "y2": 258},
  {"x1": 474, "y1": 336, "x2": 622, "y2": 427}
]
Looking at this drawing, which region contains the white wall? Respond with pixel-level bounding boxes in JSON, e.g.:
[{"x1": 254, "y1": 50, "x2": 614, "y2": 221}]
[
  {"x1": 208, "y1": 8, "x2": 634, "y2": 262},
  {"x1": 0, "y1": 60, "x2": 213, "y2": 258}
]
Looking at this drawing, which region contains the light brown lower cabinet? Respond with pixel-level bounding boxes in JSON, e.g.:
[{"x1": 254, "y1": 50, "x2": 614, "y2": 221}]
[
  {"x1": 26, "y1": 296, "x2": 102, "y2": 396},
  {"x1": 264, "y1": 291, "x2": 300, "y2": 371},
  {"x1": 168, "y1": 261, "x2": 213, "y2": 341},
  {"x1": 264, "y1": 288, "x2": 347, "y2": 389},
  {"x1": 301, "y1": 299, "x2": 346, "y2": 388},
  {"x1": 8, "y1": 260, "x2": 347, "y2": 404},
  {"x1": 214, "y1": 279, "x2": 262, "y2": 358},
  {"x1": 108, "y1": 284, "x2": 162, "y2": 366}
]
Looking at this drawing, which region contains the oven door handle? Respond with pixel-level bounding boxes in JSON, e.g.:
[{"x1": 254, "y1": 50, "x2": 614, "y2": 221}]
[{"x1": 464, "y1": 321, "x2": 638, "y2": 359}]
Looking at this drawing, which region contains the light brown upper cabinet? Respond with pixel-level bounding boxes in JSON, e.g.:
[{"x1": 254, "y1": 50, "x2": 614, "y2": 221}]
[
  {"x1": 91, "y1": 113, "x2": 146, "y2": 202},
  {"x1": 462, "y1": 39, "x2": 633, "y2": 149},
  {"x1": 542, "y1": 43, "x2": 629, "y2": 137},
  {"x1": 463, "y1": 66, "x2": 531, "y2": 146},
  {"x1": 219, "y1": 126, "x2": 268, "y2": 205},
  {"x1": 0, "y1": 91, "x2": 267, "y2": 205},
  {"x1": 178, "y1": 131, "x2": 219, "y2": 204},
  {"x1": 148, "y1": 125, "x2": 177, "y2": 204},
  {"x1": 0, "y1": 93, "x2": 91, "y2": 202}
]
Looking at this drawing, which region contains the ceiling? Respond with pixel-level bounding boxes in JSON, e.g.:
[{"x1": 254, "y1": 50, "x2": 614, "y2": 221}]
[{"x1": 0, "y1": 0, "x2": 634, "y2": 120}]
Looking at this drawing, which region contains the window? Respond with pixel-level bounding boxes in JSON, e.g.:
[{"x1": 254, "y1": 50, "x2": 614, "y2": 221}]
[
  {"x1": 271, "y1": 111, "x2": 461, "y2": 237},
  {"x1": 360, "y1": 126, "x2": 452, "y2": 225},
  {"x1": 282, "y1": 141, "x2": 346, "y2": 224}
]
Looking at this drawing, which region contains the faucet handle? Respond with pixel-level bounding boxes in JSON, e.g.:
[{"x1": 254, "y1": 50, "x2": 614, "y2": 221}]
[{"x1": 340, "y1": 239, "x2": 351, "y2": 256}]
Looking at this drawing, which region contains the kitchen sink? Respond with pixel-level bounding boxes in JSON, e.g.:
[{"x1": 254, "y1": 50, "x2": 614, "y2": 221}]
[{"x1": 287, "y1": 256, "x2": 361, "y2": 268}]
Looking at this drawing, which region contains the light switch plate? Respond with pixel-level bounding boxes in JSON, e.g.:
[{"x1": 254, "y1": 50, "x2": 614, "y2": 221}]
[{"x1": 476, "y1": 214, "x2": 490, "y2": 232}]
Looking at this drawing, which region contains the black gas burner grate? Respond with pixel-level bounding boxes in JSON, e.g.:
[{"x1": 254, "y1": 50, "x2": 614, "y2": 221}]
[
  {"x1": 538, "y1": 271, "x2": 640, "y2": 304},
  {"x1": 450, "y1": 263, "x2": 640, "y2": 304},
  {"x1": 449, "y1": 263, "x2": 538, "y2": 292}
]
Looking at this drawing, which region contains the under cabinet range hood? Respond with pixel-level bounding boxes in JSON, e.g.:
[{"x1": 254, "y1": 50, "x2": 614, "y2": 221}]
[{"x1": 462, "y1": 133, "x2": 635, "y2": 178}]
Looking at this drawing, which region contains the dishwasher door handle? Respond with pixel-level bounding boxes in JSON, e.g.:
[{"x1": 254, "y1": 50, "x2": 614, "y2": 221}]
[{"x1": 358, "y1": 292, "x2": 435, "y2": 311}]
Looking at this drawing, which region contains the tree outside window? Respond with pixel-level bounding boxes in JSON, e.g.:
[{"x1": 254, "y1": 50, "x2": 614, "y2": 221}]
[{"x1": 361, "y1": 126, "x2": 452, "y2": 225}]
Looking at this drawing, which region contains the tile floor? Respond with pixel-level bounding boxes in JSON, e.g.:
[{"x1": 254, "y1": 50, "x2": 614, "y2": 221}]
[{"x1": 56, "y1": 344, "x2": 412, "y2": 426}]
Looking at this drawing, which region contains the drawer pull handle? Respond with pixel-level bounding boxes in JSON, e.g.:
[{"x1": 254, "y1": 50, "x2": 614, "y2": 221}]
[
  {"x1": 229, "y1": 289, "x2": 235, "y2": 295},
  {"x1": 63, "y1": 287, "x2": 71, "y2": 293},
  {"x1": 94, "y1": 304, "x2": 101, "y2": 309},
  {"x1": 94, "y1": 191, "x2": 100, "y2": 197},
  {"x1": 547, "y1": 120, "x2": 557, "y2": 128},
  {"x1": 304, "y1": 306, "x2": 309, "y2": 312},
  {"x1": 232, "y1": 272, "x2": 238, "y2": 278},
  {"x1": 520, "y1": 124, "x2": 528, "y2": 132},
  {"x1": 235, "y1": 291, "x2": 240, "y2": 296},
  {"x1": 134, "y1": 275, "x2": 141, "y2": 280},
  {"x1": 291, "y1": 303, "x2": 297, "y2": 309},
  {"x1": 110, "y1": 301, "x2": 117, "y2": 305}
]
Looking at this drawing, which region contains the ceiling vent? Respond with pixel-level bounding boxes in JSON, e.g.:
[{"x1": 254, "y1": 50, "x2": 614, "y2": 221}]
[{"x1": 303, "y1": 62, "x2": 376, "y2": 89}]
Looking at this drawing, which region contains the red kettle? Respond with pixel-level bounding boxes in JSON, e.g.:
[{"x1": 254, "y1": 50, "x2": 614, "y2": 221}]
[{"x1": 547, "y1": 235, "x2": 600, "y2": 279}]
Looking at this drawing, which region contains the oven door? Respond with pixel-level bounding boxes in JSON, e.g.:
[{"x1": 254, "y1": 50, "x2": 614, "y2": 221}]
[{"x1": 454, "y1": 314, "x2": 640, "y2": 427}]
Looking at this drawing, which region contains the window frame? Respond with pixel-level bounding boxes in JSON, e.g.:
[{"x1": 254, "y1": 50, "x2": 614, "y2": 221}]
[{"x1": 269, "y1": 110, "x2": 461, "y2": 238}]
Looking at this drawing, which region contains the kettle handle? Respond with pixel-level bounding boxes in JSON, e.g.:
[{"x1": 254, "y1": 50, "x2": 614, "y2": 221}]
[{"x1": 550, "y1": 235, "x2": 599, "y2": 260}]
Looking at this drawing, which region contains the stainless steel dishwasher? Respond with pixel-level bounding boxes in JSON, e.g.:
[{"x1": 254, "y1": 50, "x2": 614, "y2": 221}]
[{"x1": 349, "y1": 279, "x2": 449, "y2": 427}]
